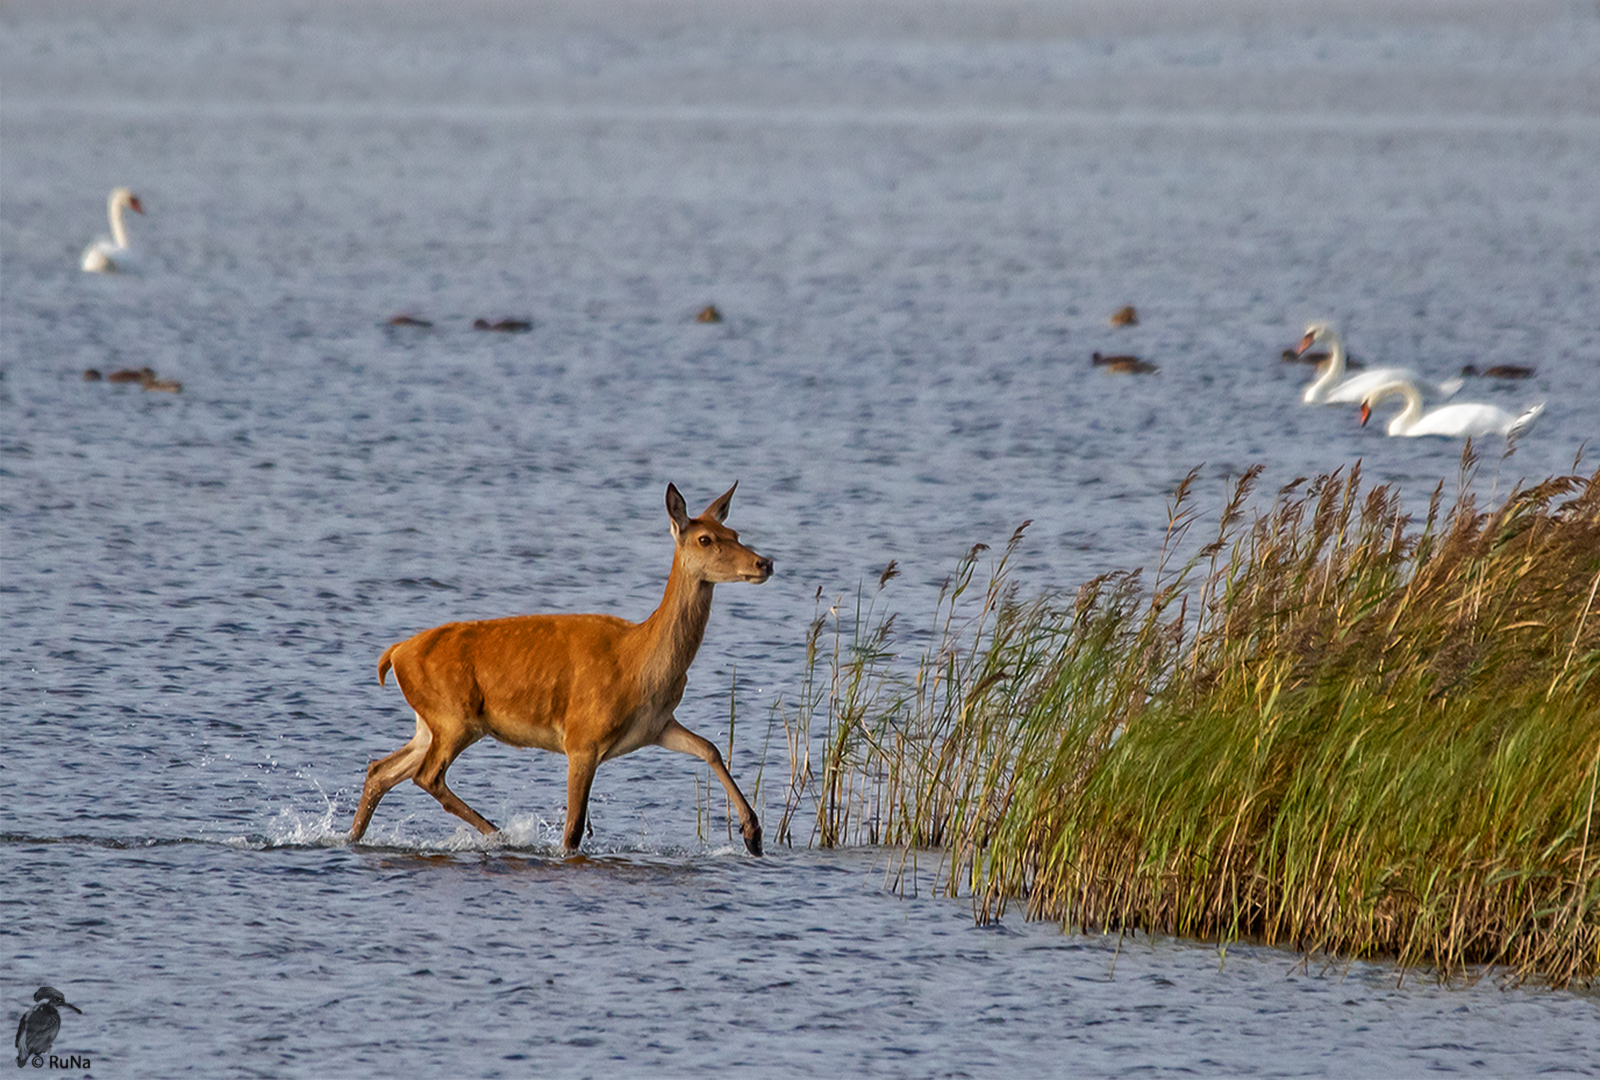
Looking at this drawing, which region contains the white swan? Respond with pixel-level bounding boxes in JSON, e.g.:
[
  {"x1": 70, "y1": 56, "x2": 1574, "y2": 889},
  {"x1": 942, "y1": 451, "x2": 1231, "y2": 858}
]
[
  {"x1": 1297, "y1": 323, "x2": 1463, "y2": 405},
  {"x1": 1359, "y1": 378, "x2": 1545, "y2": 441},
  {"x1": 81, "y1": 187, "x2": 144, "y2": 273}
]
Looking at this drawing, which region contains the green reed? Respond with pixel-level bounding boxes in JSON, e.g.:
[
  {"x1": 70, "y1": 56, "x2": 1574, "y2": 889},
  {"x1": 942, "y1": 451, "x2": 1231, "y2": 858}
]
[{"x1": 777, "y1": 450, "x2": 1600, "y2": 986}]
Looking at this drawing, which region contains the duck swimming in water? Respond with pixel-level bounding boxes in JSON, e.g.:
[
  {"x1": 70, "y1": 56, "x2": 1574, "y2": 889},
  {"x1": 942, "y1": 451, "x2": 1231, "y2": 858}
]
[
  {"x1": 1092, "y1": 351, "x2": 1159, "y2": 374},
  {"x1": 1460, "y1": 363, "x2": 1535, "y2": 379}
]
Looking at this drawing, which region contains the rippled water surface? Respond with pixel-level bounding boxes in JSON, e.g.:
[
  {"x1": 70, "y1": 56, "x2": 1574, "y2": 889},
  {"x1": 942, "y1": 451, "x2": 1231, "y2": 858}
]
[{"x1": 3, "y1": 1, "x2": 1598, "y2": 1075}]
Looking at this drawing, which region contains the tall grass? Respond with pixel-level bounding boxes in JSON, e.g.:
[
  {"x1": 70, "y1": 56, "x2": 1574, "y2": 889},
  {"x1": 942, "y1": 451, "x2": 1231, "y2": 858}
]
[{"x1": 778, "y1": 452, "x2": 1600, "y2": 986}]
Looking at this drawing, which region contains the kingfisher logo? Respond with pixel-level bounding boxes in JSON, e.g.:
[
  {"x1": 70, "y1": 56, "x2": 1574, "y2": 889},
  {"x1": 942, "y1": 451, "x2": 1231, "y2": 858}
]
[{"x1": 12, "y1": 987, "x2": 88, "y2": 1070}]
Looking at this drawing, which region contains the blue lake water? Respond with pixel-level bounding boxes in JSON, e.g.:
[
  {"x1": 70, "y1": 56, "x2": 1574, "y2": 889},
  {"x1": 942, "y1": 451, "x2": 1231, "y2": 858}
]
[{"x1": 3, "y1": 0, "x2": 1598, "y2": 1074}]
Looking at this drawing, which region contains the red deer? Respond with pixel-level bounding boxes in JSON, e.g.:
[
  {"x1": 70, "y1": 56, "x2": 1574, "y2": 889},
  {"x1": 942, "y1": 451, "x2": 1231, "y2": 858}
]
[{"x1": 349, "y1": 483, "x2": 772, "y2": 854}]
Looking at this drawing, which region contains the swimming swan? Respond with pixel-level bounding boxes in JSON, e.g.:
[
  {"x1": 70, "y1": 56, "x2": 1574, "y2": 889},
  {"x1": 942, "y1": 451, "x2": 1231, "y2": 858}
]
[
  {"x1": 1297, "y1": 323, "x2": 1462, "y2": 405},
  {"x1": 81, "y1": 187, "x2": 144, "y2": 273},
  {"x1": 1359, "y1": 378, "x2": 1545, "y2": 441}
]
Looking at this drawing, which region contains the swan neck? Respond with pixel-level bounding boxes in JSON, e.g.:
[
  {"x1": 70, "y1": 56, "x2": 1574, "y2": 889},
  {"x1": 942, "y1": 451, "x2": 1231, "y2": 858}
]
[
  {"x1": 1326, "y1": 331, "x2": 1345, "y2": 373},
  {"x1": 1386, "y1": 383, "x2": 1424, "y2": 435},
  {"x1": 1299, "y1": 328, "x2": 1350, "y2": 403},
  {"x1": 108, "y1": 194, "x2": 129, "y2": 249},
  {"x1": 1301, "y1": 328, "x2": 1347, "y2": 402}
]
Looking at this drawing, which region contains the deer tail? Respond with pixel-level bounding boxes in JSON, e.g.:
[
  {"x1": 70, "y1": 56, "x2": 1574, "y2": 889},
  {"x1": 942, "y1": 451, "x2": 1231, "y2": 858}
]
[{"x1": 377, "y1": 642, "x2": 401, "y2": 686}]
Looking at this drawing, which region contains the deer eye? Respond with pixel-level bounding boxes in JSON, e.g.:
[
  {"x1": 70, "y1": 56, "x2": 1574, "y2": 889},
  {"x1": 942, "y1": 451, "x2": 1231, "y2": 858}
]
[{"x1": 697, "y1": 534, "x2": 713, "y2": 547}]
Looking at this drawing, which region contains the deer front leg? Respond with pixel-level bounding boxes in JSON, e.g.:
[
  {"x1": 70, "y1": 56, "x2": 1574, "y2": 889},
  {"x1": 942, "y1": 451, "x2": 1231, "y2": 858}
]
[
  {"x1": 564, "y1": 749, "x2": 600, "y2": 852},
  {"x1": 656, "y1": 718, "x2": 763, "y2": 856}
]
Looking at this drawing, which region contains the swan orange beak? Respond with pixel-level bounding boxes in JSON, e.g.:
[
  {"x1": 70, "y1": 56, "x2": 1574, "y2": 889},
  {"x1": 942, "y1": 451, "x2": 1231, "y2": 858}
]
[
  {"x1": 130, "y1": 196, "x2": 145, "y2": 215},
  {"x1": 1359, "y1": 402, "x2": 1372, "y2": 427},
  {"x1": 1295, "y1": 331, "x2": 1316, "y2": 356}
]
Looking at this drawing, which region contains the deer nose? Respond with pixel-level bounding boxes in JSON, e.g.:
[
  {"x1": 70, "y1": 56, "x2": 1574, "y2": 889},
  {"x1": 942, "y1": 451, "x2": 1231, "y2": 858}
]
[{"x1": 755, "y1": 556, "x2": 774, "y2": 576}]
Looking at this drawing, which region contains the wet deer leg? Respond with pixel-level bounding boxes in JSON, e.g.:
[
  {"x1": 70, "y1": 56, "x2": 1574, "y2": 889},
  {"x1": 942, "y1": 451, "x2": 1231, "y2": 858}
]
[
  {"x1": 563, "y1": 749, "x2": 600, "y2": 851},
  {"x1": 413, "y1": 724, "x2": 497, "y2": 835},
  {"x1": 657, "y1": 718, "x2": 763, "y2": 855},
  {"x1": 351, "y1": 715, "x2": 432, "y2": 841}
]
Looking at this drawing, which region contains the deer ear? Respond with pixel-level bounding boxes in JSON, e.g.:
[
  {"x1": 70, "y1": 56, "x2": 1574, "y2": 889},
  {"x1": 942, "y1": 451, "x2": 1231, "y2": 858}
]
[
  {"x1": 703, "y1": 481, "x2": 737, "y2": 523},
  {"x1": 666, "y1": 483, "x2": 692, "y2": 537}
]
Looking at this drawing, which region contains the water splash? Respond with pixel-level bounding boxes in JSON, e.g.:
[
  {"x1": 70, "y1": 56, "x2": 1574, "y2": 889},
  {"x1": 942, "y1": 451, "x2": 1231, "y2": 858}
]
[
  {"x1": 223, "y1": 783, "x2": 349, "y2": 849},
  {"x1": 262, "y1": 801, "x2": 348, "y2": 848},
  {"x1": 493, "y1": 813, "x2": 566, "y2": 850}
]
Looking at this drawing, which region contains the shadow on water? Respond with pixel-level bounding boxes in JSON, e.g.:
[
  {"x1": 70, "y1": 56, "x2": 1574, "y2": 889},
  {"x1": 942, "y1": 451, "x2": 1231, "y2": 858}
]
[{"x1": 0, "y1": 829, "x2": 751, "y2": 881}]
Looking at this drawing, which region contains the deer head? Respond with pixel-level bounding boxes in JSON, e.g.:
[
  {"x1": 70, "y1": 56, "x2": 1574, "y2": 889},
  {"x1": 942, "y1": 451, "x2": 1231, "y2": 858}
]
[{"x1": 666, "y1": 482, "x2": 773, "y2": 585}]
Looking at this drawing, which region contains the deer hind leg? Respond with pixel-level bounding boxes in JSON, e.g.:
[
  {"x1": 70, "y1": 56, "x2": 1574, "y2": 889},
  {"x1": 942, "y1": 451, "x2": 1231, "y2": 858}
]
[
  {"x1": 656, "y1": 718, "x2": 763, "y2": 856},
  {"x1": 350, "y1": 713, "x2": 433, "y2": 842},
  {"x1": 412, "y1": 719, "x2": 498, "y2": 836}
]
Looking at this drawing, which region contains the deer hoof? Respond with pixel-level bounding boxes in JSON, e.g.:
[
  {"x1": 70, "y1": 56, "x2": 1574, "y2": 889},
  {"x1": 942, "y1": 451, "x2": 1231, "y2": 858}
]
[{"x1": 743, "y1": 825, "x2": 763, "y2": 857}]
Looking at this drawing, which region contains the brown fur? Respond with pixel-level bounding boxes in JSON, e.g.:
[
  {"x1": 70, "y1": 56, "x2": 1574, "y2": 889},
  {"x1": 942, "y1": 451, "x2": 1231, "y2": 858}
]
[{"x1": 349, "y1": 483, "x2": 773, "y2": 853}]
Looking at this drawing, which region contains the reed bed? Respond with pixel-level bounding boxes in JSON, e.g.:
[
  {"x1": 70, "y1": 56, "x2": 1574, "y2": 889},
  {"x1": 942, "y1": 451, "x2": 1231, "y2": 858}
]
[{"x1": 777, "y1": 452, "x2": 1600, "y2": 986}]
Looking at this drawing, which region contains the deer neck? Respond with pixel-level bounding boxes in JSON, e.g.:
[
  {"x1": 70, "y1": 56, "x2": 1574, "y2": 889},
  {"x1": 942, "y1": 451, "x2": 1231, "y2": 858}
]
[{"x1": 636, "y1": 555, "x2": 714, "y2": 694}]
